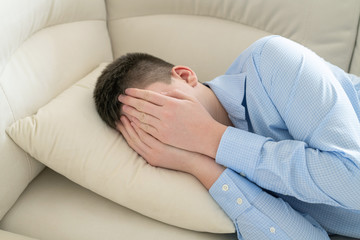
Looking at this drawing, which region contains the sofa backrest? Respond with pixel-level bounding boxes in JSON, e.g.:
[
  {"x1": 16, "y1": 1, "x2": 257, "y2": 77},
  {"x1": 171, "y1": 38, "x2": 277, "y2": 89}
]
[
  {"x1": 0, "y1": 0, "x2": 112, "y2": 220},
  {"x1": 106, "y1": 0, "x2": 360, "y2": 83}
]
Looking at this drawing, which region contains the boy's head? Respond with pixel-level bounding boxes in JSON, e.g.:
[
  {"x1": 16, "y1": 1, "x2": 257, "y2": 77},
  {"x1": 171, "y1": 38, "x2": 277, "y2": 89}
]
[{"x1": 94, "y1": 53, "x2": 174, "y2": 129}]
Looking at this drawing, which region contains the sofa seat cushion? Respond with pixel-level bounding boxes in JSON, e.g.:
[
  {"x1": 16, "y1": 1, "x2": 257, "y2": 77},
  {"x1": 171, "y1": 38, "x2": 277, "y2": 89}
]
[
  {"x1": 0, "y1": 230, "x2": 38, "y2": 240},
  {"x1": 0, "y1": 168, "x2": 237, "y2": 240}
]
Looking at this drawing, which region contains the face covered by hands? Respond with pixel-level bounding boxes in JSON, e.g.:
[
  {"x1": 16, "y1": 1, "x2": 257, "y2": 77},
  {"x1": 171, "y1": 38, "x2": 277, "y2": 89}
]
[{"x1": 118, "y1": 87, "x2": 227, "y2": 159}]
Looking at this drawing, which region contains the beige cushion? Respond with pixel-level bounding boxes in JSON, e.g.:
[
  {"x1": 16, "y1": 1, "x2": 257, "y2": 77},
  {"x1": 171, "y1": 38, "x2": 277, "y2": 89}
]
[
  {"x1": 6, "y1": 64, "x2": 234, "y2": 233},
  {"x1": 0, "y1": 168, "x2": 237, "y2": 240}
]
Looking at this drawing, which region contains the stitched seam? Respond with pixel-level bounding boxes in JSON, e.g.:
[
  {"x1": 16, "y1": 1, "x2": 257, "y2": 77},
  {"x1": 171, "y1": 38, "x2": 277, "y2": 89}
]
[
  {"x1": 109, "y1": 13, "x2": 274, "y2": 35},
  {"x1": 0, "y1": 83, "x2": 33, "y2": 182},
  {"x1": 349, "y1": 6, "x2": 360, "y2": 73},
  {"x1": 104, "y1": 2, "x2": 115, "y2": 60},
  {"x1": 300, "y1": 1, "x2": 313, "y2": 45}
]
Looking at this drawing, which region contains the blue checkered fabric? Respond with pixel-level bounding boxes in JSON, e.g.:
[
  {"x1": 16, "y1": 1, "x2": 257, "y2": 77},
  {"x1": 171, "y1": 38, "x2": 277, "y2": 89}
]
[{"x1": 206, "y1": 36, "x2": 360, "y2": 239}]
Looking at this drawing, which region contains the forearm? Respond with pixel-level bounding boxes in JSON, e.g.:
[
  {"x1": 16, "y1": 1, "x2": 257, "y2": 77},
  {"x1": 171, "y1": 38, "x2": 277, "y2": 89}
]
[
  {"x1": 217, "y1": 127, "x2": 360, "y2": 210},
  {"x1": 189, "y1": 156, "x2": 330, "y2": 240}
]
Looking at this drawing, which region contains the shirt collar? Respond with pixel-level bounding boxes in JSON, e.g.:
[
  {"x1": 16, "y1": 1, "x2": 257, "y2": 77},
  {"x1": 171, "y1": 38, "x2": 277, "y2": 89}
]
[{"x1": 204, "y1": 73, "x2": 248, "y2": 130}]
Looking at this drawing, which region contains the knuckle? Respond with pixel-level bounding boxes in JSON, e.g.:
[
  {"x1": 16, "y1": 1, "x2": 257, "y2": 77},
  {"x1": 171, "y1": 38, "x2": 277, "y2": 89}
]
[
  {"x1": 122, "y1": 105, "x2": 130, "y2": 115},
  {"x1": 139, "y1": 112, "x2": 146, "y2": 122},
  {"x1": 136, "y1": 100, "x2": 144, "y2": 111},
  {"x1": 143, "y1": 123, "x2": 150, "y2": 132},
  {"x1": 129, "y1": 136, "x2": 136, "y2": 145},
  {"x1": 143, "y1": 91, "x2": 150, "y2": 101},
  {"x1": 130, "y1": 135, "x2": 140, "y2": 145}
]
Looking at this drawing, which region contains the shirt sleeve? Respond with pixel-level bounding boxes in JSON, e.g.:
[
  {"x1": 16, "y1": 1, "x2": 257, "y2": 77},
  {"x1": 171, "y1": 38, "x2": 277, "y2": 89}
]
[
  {"x1": 209, "y1": 168, "x2": 330, "y2": 240},
  {"x1": 215, "y1": 36, "x2": 360, "y2": 210}
]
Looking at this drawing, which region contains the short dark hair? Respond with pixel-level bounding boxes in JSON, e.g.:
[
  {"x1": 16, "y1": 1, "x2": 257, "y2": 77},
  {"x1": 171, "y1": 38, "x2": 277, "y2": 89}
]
[{"x1": 93, "y1": 53, "x2": 174, "y2": 129}]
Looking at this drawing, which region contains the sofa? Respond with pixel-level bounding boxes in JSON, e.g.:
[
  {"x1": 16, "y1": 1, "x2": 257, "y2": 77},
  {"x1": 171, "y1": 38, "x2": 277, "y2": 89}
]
[{"x1": 0, "y1": 0, "x2": 359, "y2": 239}]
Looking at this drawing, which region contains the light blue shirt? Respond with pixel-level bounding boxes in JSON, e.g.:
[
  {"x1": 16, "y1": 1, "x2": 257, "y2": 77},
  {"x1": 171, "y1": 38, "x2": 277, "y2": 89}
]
[{"x1": 206, "y1": 36, "x2": 360, "y2": 239}]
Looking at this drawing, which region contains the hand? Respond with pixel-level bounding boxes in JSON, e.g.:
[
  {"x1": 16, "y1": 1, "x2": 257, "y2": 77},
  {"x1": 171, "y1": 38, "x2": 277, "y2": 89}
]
[
  {"x1": 117, "y1": 115, "x2": 225, "y2": 189},
  {"x1": 118, "y1": 88, "x2": 227, "y2": 158},
  {"x1": 117, "y1": 115, "x2": 199, "y2": 173}
]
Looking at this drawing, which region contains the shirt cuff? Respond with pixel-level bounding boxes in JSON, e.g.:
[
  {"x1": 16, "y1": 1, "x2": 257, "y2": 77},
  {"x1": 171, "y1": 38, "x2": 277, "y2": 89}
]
[
  {"x1": 209, "y1": 168, "x2": 262, "y2": 221},
  {"x1": 216, "y1": 126, "x2": 268, "y2": 180}
]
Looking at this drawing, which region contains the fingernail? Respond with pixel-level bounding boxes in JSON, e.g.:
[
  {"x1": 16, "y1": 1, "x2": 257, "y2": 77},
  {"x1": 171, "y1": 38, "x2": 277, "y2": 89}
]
[
  {"x1": 118, "y1": 94, "x2": 124, "y2": 101},
  {"x1": 121, "y1": 105, "x2": 127, "y2": 112}
]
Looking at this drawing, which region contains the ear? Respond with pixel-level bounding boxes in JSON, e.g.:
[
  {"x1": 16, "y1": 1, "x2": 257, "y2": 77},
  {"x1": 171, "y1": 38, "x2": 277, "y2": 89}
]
[{"x1": 171, "y1": 66, "x2": 198, "y2": 87}]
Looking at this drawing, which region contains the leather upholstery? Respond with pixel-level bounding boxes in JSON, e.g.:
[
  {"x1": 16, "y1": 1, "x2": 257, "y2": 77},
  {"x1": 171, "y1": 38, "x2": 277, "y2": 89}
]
[
  {"x1": 107, "y1": 0, "x2": 360, "y2": 81},
  {"x1": 0, "y1": 0, "x2": 112, "y2": 220},
  {"x1": 0, "y1": 0, "x2": 359, "y2": 239}
]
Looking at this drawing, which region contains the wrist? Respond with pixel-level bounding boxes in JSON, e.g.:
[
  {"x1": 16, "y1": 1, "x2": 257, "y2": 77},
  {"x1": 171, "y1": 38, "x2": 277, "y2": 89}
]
[
  {"x1": 201, "y1": 121, "x2": 227, "y2": 159},
  {"x1": 188, "y1": 155, "x2": 225, "y2": 190}
]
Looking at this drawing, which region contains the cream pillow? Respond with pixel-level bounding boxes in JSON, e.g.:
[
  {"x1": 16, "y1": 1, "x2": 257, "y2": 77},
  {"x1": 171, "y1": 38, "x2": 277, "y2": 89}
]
[{"x1": 6, "y1": 63, "x2": 234, "y2": 233}]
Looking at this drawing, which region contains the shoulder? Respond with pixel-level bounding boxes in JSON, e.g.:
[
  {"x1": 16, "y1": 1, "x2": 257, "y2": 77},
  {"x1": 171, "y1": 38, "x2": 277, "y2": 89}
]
[
  {"x1": 257, "y1": 36, "x2": 311, "y2": 86},
  {"x1": 258, "y1": 35, "x2": 307, "y2": 63},
  {"x1": 242, "y1": 35, "x2": 296, "y2": 58},
  {"x1": 226, "y1": 35, "x2": 290, "y2": 74}
]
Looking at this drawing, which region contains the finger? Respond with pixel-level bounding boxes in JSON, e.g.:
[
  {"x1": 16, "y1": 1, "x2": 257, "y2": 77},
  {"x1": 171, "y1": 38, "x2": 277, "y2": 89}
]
[
  {"x1": 162, "y1": 89, "x2": 195, "y2": 101},
  {"x1": 117, "y1": 121, "x2": 143, "y2": 155},
  {"x1": 131, "y1": 116, "x2": 159, "y2": 139},
  {"x1": 121, "y1": 105, "x2": 160, "y2": 127},
  {"x1": 116, "y1": 121, "x2": 126, "y2": 135},
  {"x1": 120, "y1": 116, "x2": 151, "y2": 153},
  {"x1": 124, "y1": 88, "x2": 168, "y2": 106},
  {"x1": 118, "y1": 94, "x2": 162, "y2": 118},
  {"x1": 118, "y1": 119, "x2": 153, "y2": 164},
  {"x1": 116, "y1": 121, "x2": 132, "y2": 142},
  {"x1": 117, "y1": 118, "x2": 137, "y2": 148},
  {"x1": 131, "y1": 120, "x2": 162, "y2": 150}
]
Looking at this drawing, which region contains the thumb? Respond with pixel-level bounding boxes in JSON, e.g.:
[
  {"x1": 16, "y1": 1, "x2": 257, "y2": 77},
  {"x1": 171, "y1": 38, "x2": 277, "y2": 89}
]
[{"x1": 161, "y1": 89, "x2": 194, "y2": 101}]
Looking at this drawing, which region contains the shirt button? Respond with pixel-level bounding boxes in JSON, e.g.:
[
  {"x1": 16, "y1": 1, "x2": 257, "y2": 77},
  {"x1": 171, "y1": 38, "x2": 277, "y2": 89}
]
[
  {"x1": 270, "y1": 227, "x2": 276, "y2": 233},
  {"x1": 240, "y1": 172, "x2": 246, "y2": 177},
  {"x1": 222, "y1": 184, "x2": 229, "y2": 191},
  {"x1": 236, "y1": 198, "x2": 243, "y2": 205}
]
